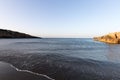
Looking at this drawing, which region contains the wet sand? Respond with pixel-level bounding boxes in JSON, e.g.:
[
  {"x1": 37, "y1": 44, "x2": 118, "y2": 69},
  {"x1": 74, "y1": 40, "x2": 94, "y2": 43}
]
[{"x1": 0, "y1": 62, "x2": 50, "y2": 80}]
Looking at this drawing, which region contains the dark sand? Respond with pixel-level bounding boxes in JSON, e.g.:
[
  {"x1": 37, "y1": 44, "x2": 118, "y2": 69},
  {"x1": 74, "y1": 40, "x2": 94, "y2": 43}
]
[{"x1": 0, "y1": 62, "x2": 50, "y2": 80}]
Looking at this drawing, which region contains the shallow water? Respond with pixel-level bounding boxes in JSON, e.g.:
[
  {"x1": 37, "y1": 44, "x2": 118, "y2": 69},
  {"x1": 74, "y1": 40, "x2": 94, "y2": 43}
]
[
  {"x1": 0, "y1": 62, "x2": 51, "y2": 80},
  {"x1": 0, "y1": 38, "x2": 120, "y2": 80}
]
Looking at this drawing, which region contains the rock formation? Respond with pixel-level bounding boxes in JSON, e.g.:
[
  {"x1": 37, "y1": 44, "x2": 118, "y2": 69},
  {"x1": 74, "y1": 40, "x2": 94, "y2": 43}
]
[
  {"x1": 94, "y1": 32, "x2": 120, "y2": 44},
  {"x1": 0, "y1": 29, "x2": 39, "y2": 38}
]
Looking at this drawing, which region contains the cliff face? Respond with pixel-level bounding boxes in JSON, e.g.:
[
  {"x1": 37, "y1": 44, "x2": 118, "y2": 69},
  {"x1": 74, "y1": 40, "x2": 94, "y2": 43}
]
[
  {"x1": 94, "y1": 32, "x2": 120, "y2": 44},
  {"x1": 0, "y1": 29, "x2": 39, "y2": 38}
]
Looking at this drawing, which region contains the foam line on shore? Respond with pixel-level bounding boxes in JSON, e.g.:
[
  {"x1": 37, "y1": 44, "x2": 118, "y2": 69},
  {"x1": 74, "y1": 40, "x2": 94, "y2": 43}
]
[{"x1": 8, "y1": 62, "x2": 55, "y2": 80}]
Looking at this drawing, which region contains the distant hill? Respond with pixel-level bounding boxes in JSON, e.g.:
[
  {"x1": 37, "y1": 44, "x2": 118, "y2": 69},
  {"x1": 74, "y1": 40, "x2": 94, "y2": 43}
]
[{"x1": 0, "y1": 29, "x2": 39, "y2": 38}]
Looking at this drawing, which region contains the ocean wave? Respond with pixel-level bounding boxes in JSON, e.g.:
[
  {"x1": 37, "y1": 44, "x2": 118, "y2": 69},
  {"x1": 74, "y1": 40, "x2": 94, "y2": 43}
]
[{"x1": 0, "y1": 51, "x2": 120, "y2": 80}]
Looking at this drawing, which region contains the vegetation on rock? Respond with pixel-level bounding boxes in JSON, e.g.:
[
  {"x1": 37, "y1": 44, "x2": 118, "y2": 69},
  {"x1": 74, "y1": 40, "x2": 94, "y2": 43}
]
[{"x1": 0, "y1": 29, "x2": 39, "y2": 38}]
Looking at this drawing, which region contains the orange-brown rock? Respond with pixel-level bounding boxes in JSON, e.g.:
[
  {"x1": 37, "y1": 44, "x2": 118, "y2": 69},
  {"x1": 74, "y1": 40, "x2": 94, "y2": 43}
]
[{"x1": 94, "y1": 32, "x2": 120, "y2": 44}]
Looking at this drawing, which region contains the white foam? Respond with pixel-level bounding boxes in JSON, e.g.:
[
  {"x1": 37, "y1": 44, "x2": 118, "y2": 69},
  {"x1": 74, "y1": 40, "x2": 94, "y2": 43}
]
[{"x1": 10, "y1": 64, "x2": 55, "y2": 80}]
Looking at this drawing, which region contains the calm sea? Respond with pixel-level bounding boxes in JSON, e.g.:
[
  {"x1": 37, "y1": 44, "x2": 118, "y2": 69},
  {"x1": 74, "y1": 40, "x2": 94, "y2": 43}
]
[
  {"x1": 0, "y1": 38, "x2": 120, "y2": 80},
  {"x1": 0, "y1": 38, "x2": 119, "y2": 63}
]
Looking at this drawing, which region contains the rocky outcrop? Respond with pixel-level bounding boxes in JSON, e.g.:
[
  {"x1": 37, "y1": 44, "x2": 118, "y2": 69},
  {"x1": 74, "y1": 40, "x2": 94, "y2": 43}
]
[
  {"x1": 94, "y1": 32, "x2": 120, "y2": 44},
  {"x1": 0, "y1": 29, "x2": 39, "y2": 38}
]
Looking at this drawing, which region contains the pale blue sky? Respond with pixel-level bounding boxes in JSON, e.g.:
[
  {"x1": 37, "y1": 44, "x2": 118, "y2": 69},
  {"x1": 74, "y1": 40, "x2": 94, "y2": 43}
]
[{"x1": 0, "y1": 0, "x2": 120, "y2": 38}]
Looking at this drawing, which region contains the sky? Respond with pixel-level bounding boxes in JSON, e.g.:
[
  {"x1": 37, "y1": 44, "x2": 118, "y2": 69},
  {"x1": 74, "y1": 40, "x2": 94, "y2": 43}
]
[{"x1": 0, "y1": 0, "x2": 120, "y2": 38}]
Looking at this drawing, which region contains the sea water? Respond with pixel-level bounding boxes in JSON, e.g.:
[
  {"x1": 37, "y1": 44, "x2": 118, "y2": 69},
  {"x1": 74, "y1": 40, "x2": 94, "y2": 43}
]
[
  {"x1": 0, "y1": 38, "x2": 119, "y2": 63},
  {"x1": 0, "y1": 38, "x2": 120, "y2": 80}
]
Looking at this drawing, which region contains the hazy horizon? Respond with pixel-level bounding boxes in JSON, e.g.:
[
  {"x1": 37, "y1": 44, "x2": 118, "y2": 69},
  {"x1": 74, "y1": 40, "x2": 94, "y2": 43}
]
[{"x1": 0, "y1": 0, "x2": 120, "y2": 38}]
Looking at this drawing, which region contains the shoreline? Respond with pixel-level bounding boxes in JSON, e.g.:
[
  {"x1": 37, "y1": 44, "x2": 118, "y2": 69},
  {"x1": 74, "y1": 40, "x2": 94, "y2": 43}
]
[
  {"x1": 0, "y1": 61, "x2": 52, "y2": 80},
  {"x1": 0, "y1": 52, "x2": 120, "y2": 80}
]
